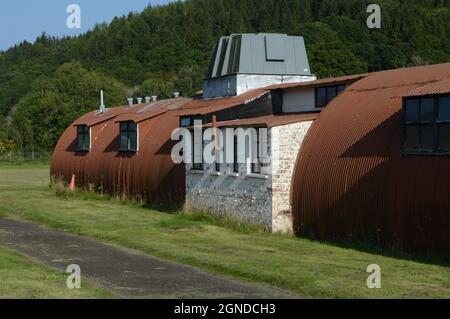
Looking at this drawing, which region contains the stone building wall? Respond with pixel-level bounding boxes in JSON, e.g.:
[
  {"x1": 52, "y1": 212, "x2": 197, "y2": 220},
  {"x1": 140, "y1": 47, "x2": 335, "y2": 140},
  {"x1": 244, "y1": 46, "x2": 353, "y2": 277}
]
[
  {"x1": 271, "y1": 121, "x2": 313, "y2": 233},
  {"x1": 185, "y1": 129, "x2": 274, "y2": 229},
  {"x1": 185, "y1": 121, "x2": 314, "y2": 232}
]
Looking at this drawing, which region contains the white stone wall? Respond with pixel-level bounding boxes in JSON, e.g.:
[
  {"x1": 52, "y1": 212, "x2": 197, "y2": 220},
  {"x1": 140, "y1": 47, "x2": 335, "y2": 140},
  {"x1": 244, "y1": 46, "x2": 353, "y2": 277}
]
[
  {"x1": 185, "y1": 121, "x2": 313, "y2": 232},
  {"x1": 271, "y1": 121, "x2": 313, "y2": 233}
]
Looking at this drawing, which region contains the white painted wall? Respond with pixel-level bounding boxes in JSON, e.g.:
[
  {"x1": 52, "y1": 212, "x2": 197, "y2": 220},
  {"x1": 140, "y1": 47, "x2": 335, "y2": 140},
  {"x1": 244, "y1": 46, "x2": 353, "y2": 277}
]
[{"x1": 282, "y1": 87, "x2": 316, "y2": 113}]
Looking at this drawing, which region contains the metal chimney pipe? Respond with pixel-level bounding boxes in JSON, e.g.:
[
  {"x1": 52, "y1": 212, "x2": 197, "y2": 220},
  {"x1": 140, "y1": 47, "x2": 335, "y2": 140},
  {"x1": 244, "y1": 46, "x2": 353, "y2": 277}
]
[
  {"x1": 100, "y1": 90, "x2": 105, "y2": 108},
  {"x1": 98, "y1": 90, "x2": 106, "y2": 113}
]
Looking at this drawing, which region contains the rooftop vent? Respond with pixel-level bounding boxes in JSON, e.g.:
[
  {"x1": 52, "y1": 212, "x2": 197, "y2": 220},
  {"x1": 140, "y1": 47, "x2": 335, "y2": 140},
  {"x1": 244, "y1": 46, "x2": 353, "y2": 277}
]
[
  {"x1": 127, "y1": 98, "x2": 133, "y2": 107},
  {"x1": 145, "y1": 96, "x2": 151, "y2": 103},
  {"x1": 173, "y1": 92, "x2": 180, "y2": 98},
  {"x1": 203, "y1": 33, "x2": 316, "y2": 99},
  {"x1": 97, "y1": 90, "x2": 106, "y2": 114},
  {"x1": 137, "y1": 97, "x2": 143, "y2": 104},
  {"x1": 152, "y1": 96, "x2": 158, "y2": 102}
]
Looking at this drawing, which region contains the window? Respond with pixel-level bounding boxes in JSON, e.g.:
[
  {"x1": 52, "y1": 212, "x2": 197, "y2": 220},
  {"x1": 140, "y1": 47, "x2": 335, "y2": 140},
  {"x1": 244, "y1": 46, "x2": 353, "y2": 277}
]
[
  {"x1": 437, "y1": 96, "x2": 450, "y2": 152},
  {"x1": 233, "y1": 135, "x2": 239, "y2": 173},
  {"x1": 315, "y1": 84, "x2": 346, "y2": 108},
  {"x1": 192, "y1": 135, "x2": 203, "y2": 170},
  {"x1": 403, "y1": 95, "x2": 450, "y2": 154},
  {"x1": 76, "y1": 125, "x2": 90, "y2": 151},
  {"x1": 212, "y1": 133, "x2": 221, "y2": 172},
  {"x1": 228, "y1": 35, "x2": 242, "y2": 74},
  {"x1": 119, "y1": 121, "x2": 138, "y2": 152},
  {"x1": 252, "y1": 128, "x2": 262, "y2": 174},
  {"x1": 180, "y1": 116, "x2": 192, "y2": 128}
]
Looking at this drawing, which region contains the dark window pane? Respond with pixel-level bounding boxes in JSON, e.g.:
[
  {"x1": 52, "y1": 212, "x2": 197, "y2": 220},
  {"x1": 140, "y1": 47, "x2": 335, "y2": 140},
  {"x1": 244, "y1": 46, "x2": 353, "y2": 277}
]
[
  {"x1": 326, "y1": 86, "x2": 337, "y2": 103},
  {"x1": 420, "y1": 98, "x2": 434, "y2": 122},
  {"x1": 405, "y1": 99, "x2": 420, "y2": 122},
  {"x1": 316, "y1": 88, "x2": 326, "y2": 107},
  {"x1": 77, "y1": 125, "x2": 90, "y2": 150},
  {"x1": 130, "y1": 131, "x2": 137, "y2": 151},
  {"x1": 438, "y1": 97, "x2": 450, "y2": 121},
  {"x1": 438, "y1": 124, "x2": 450, "y2": 151},
  {"x1": 233, "y1": 135, "x2": 239, "y2": 173},
  {"x1": 405, "y1": 125, "x2": 420, "y2": 151},
  {"x1": 77, "y1": 127, "x2": 82, "y2": 149},
  {"x1": 337, "y1": 84, "x2": 346, "y2": 94},
  {"x1": 180, "y1": 117, "x2": 191, "y2": 127},
  {"x1": 120, "y1": 133, "x2": 128, "y2": 150},
  {"x1": 420, "y1": 125, "x2": 434, "y2": 151}
]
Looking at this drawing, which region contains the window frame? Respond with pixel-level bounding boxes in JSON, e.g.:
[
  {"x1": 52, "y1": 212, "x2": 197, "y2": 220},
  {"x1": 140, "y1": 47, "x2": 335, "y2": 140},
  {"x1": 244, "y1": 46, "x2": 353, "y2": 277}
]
[
  {"x1": 403, "y1": 94, "x2": 450, "y2": 156},
  {"x1": 191, "y1": 116, "x2": 204, "y2": 171},
  {"x1": 76, "y1": 125, "x2": 90, "y2": 152},
  {"x1": 315, "y1": 84, "x2": 346, "y2": 108},
  {"x1": 251, "y1": 128, "x2": 263, "y2": 174},
  {"x1": 233, "y1": 134, "x2": 239, "y2": 173},
  {"x1": 119, "y1": 121, "x2": 138, "y2": 153}
]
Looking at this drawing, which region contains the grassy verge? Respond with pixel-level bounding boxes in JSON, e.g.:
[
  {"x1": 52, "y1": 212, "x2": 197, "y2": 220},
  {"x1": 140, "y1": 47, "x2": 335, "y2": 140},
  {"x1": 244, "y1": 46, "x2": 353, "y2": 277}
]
[
  {"x1": 0, "y1": 245, "x2": 115, "y2": 299},
  {"x1": 0, "y1": 164, "x2": 449, "y2": 298}
]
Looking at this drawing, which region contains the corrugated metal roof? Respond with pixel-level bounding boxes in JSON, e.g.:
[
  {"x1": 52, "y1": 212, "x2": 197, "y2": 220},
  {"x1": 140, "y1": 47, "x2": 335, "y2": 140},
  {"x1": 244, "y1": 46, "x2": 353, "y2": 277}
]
[
  {"x1": 402, "y1": 77, "x2": 450, "y2": 97},
  {"x1": 265, "y1": 73, "x2": 368, "y2": 90},
  {"x1": 197, "y1": 113, "x2": 319, "y2": 129},
  {"x1": 52, "y1": 110, "x2": 185, "y2": 207},
  {"x1": 178, "y1": 89, "x2": 270, "y2": 116},
  {"x1": 291, "y1": 62, "x2": 450, "y2": 253}
]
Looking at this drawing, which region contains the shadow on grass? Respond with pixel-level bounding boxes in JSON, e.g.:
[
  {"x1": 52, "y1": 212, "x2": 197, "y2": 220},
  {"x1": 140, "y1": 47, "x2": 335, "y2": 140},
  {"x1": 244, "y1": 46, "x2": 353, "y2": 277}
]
[
  {"x1": 49, "y1": 180, "x2": 450, "y2": 267},
  {"x1": 308, "y1": 237, "x2": 450, "y2": 268}
]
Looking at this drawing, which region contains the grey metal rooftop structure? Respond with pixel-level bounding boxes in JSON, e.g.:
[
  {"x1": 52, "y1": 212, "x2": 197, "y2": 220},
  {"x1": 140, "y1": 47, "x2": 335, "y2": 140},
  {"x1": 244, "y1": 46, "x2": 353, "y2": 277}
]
[
  {"x1": 207, "y1": 33, "x2": 312, "y2": 78},
  {"x1": 203, "y1": 33, "x2": 315, "y2": 99}
]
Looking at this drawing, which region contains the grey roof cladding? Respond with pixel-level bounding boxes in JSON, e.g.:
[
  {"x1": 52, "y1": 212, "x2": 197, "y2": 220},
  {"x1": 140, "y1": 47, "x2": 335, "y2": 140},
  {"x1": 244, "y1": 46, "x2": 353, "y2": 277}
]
[{"x1": 207, "y1": 33, "x2": 312, "y2": 78}]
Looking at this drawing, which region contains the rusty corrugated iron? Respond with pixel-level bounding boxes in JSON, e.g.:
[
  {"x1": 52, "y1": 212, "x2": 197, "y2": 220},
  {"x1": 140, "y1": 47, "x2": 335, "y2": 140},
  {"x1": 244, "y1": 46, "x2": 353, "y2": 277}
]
[
  {"x1": 196, "y1": 113, "x2": 319, "y2": 129},
  {"x1": 51, "y1": 89, "x2": 274, "y2": 207},
  {"x1": 51, "y1": 110, "x2": 185, "y2": 207},
  {"x1": 402, "y1": 77, "x2": 450, "y2": 97},
  {"x1": 291, "y1": 62, "x2": 450, "y2": 253}
]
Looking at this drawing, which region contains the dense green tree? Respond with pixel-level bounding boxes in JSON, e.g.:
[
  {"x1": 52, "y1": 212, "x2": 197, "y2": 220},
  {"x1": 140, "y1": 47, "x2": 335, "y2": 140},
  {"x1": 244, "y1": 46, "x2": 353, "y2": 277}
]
[{"x1": 10, "y1": 62, "x2": 126, "y2": 153}]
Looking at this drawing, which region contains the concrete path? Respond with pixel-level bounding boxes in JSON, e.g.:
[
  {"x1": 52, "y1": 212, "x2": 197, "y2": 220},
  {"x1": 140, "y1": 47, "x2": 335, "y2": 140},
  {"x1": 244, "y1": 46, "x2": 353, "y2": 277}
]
[{"x1": 0, "y1": 218, "x2": 293, "y2": 299}]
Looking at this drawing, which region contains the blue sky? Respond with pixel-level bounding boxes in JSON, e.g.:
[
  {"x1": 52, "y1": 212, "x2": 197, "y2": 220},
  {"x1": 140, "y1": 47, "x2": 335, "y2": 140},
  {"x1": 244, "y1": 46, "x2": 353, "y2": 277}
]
[{"x1": 0, "y1": 0, "x2": 172, "y2": 51}]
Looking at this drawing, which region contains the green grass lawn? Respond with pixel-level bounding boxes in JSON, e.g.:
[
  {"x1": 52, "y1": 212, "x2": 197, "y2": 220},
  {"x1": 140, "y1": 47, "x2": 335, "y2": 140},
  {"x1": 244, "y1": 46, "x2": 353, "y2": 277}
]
[
  {"x1": 0, "y1": 164, "x2": 449, "y2": 299},
  {"x1": 0, "y1": 245, "x2": 114, "y2": 299}
]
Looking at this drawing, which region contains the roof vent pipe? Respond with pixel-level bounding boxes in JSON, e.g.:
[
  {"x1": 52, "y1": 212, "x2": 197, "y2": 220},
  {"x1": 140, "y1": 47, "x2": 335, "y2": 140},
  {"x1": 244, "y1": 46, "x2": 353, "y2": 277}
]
[
  {"x1": 137, "y1": 97, "x2": 143, "y2": 104},
  {"x1": 99, "y1": 90, "x2": 106, "y2": 113},
  {"x1": 151, "y1": 96, "x2": 157, "y2": 102},
  {"x1": 145, "y1": 96, "x2": 151, "y2": 103},
  {"x1": 173, "y1": 92, "x2": 180, "y2": 98},
  {"x1": 127, "y1": 98, "x2": 133, "y2": 107}
]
